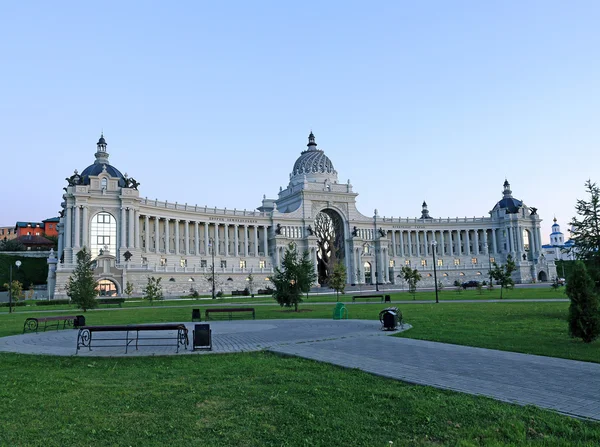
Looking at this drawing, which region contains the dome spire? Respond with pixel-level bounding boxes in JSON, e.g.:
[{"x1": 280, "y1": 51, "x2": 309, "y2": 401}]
[
  {"x1": 95, "y1": 133, "x2": 110, "y2": 165},
  {"x1": 307, "y1": 131, "x2": 317, "y2": 150},
  {"x1": 502, "y1": 179, "x2": 512, "y2": 198}
]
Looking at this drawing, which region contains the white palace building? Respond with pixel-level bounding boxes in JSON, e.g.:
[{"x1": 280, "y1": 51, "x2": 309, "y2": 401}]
[{"x1": 48, "y1": 133, "x2": 556, "y2": 298}]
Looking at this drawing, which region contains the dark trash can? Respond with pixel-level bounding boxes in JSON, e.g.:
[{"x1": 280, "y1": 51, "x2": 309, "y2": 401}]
[
  {"x1": 384, "y1": 295, "x2": 391, "y2": 303},
  {"x1": 74, "y1": 315, "x2": 86, "y2": 328},
  {"x1": 192, "y1": 308, "x2": 201, "y2": 322},
  {"x1": 379, "y1": 307, "x2": 400, "y2": 331},
  {"x1": 193, "y1": 324, "x2": 212, "y2": 350}
]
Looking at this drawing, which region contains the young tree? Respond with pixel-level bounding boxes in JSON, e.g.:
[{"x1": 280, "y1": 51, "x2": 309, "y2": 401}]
[
  {"x1": 329, "y1": 261, "x2": 347, "y2": 301},
  {"x1": 204, "y1": 268, "x2": 223, "y2": 299},
  {"x1": 566, "y1": 261, "x2": 600, "y2": 343},
  {"x1": 490, "y1": 254, "x2": 516, "y2": 299},
  {"x1": 3, "y1": 280, "x2": 24, "y2": 304},
  {"x1": 66, "y1": 247, "x2": 98, "y2": 311},
  {"x1": 124, "y1": 281, "x2": 134, "y2": 299},
  {"x1": 569, "y1": 180, "x2": 600, "y2": 282},
  {"x1": 401, "y1": 266, "x2": 422, "y2": 300},
  {"x1": 272, "y1": 243, "x2": 317, "y2": 311},
  {"x1": 246, "y1": 274, "x2": 256, "y2": 297},
  {"x1": 143, "y1": 276, "x2": 163, "y2": 305}
]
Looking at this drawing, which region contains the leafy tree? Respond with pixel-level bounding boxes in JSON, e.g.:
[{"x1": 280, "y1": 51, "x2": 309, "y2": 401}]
[
  {"x1": 476, "y1": 282, "x2": 484, "y2": 295},
  {"x1": 0, "y1": 239, "x2": 26, "y2": 252},
  {"x1": 272, "y1": 243, "x2": 317, "y2": 311},
  {"x1": 401, "y1": 266, "x2": 422, "y2": 300},
  {"x1": 3, "y1": 280, "x2": 24, "y2": 305},
  {"x1": 66, "y1": 247, "x2": 98, "y2": 312},
  {"x1": 124, "y1": 281, "x2": 134, "y2": 299},
  {"x1": 437, "y1": 281, "x2": 444, "y2": 293},
  {"x1": 566, "y1": 261, "x2": 600, "y2": 343},
  {"x1": 490, "y1": 254, "x2": 516, "y2": 299},
  {"x1": 569, "y1": 180, "x2": 600, "y2": 282},
  {"x1": 329, "y1": 261, "x2": 347, "y2": 301},
  {"x1": 142, "y1": 276, "x2": 163, "y2": 305},
  {"x1": 246, "y1": 274, "x2": 256, "y2": 297}
]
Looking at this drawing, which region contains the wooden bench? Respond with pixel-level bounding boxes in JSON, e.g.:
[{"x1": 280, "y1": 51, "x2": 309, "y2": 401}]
[
  {"x1": 97, "y1": 298, "x2": 126, "y2": 307},
  {"x1": 23, "y1": 315, "x2": 83, "y2": 333},
  {"x1": 76, "y1": 324, "x2": 189, "y2": 354},
  {"x1": 205, "y1": 307, "x2": 255, "y2": 321},
  {"x1": 352, "y1": 294, "x2": 386, "y2": 303}
]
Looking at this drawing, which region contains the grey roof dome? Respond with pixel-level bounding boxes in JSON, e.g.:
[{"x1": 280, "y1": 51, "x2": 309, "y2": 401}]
[
  {"x1": 292, "y1": 132, "x2": 336, "y2": 177},
  {"x1": 495, "y1": 197, "x2": 523, "y2": 214},
  {"x1": 80, "y1": 163, "x2": 127, "y2": 187}
]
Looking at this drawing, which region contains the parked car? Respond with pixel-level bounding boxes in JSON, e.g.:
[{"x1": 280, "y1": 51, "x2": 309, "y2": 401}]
[
  {"x1": 557, "y1": 278, "x2": 566, "y2": 285},
  {"x1": 462, "y1": 280, "x2": 481, "y2": 289}
]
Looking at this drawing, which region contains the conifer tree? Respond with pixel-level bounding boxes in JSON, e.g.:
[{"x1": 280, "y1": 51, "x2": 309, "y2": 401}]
[
  {"x1": 329, "y1": 262, "x2": 347, "y2": 301},
  {"x1": 272, "y1": 243, "x2": 317, "y2": 311},
  {"x1": 566, "y1": 261, "x2": 600, "y2": 343},
  {"x1": 66, "y1": 247, "x2": 98, "y2": 311}
]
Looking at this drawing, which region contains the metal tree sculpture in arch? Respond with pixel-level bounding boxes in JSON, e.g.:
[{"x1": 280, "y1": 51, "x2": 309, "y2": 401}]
[{"x1": 314, "y1": 209, "x2": 346, "y2": 285}]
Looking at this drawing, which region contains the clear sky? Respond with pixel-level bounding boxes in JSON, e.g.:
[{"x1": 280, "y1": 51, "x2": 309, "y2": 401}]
[{"x1": 1, "y1": 1, "x2": 599, "y2": 243}]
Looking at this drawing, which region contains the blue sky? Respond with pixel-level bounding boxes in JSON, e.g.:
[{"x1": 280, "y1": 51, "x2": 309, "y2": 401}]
[{"x1": 1, "y1": 1, "x2": 599, "y2": 243}]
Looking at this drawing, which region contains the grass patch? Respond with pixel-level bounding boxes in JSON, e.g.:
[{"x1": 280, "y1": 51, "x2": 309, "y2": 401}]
[{"x1": 1, "y1": 351, "x2": 599, "y2": 446}]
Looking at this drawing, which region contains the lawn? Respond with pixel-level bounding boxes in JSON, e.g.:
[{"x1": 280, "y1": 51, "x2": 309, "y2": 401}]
[{"x1": 1, "y1": 351, "x2": 599, "y2": 447}]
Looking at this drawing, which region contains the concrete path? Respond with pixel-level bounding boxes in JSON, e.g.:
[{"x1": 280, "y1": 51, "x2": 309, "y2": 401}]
[{"x1": 1, "y1": 319, "x2": 598, "y2": 421}]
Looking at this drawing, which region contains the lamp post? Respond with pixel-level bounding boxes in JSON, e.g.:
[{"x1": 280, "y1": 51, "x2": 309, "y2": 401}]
[
  {"x1": 8, "y1": 260, "x2": 22, "y2": 314},
  {"x1": 373, "y1": 209, "x2": 379, "y2": 292},
  {"x1": 431, "y1": 240, "x2": 439, "y2": 304},
  {"x1": 209, "y1": 238, "x2": 216, "y2": 299}
]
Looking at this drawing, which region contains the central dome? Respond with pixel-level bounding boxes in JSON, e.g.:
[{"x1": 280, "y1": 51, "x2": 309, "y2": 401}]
[{"x1": 291, "y1": 133, "x2": 337, "y2": 182}]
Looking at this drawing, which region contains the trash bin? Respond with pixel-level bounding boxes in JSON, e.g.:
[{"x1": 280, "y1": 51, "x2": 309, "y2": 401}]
[
  {"x1": 74, "y1": 315, "x2": 86, "y2": 328},
  {"x1": 379, "y1": 307, "x2": 400, "y2": 331},
  {"x1": 384, "y1": 295, "x2": 391, "y2": 303},
  {"x1": 193, "y1": 324, "x2": 212, "y2": 350},
  {"x1": 192, "y1": 308, "x2": 201, "y2": 322},
  {"x1": 333, "y1": 302, "x2": 348, "y2": 320}
]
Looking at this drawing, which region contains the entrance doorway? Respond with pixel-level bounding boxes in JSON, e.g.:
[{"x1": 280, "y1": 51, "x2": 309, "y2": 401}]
[{"x1": 97, "y1": 279, "x2": 118, "y2": 296}]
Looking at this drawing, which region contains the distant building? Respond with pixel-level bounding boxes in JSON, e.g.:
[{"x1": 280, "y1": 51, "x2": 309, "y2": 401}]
[
  {"x1": 14, "y1": 218, "x2": 59, "y2": 238},
  {"x1": 15, "y1": 235, "x2": 56, "y2": 251},
  {"x1": 540, "y1": 218, "x2": 576, "y2": 263},
  {"x1": 0, "y1": 226, "x2": 17, "y2": 241}
]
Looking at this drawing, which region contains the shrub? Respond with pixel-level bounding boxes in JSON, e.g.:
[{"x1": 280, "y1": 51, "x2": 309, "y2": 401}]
[
  {"x1": 35, "y1": 299, "x2": 72, "y2": 306},
  {"x1": 216, "y1": 290, "x2": 224, "y2": 298}
]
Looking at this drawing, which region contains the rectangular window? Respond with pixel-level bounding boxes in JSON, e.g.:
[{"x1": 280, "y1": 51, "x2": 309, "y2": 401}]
[
  {"x1": 220, "y1": 260, "x2": 227, "y2": 268},
  {"x1": 389, "y1": 260, "x2": 395, "y2": 267},
  {"x1": 454, "y1": 259, "x2": 460, "y2": 266},
  {"x1": 421, "y1": 259, "x2": 427, "y2": 267},
  {"x1": 240, "y1": 260, "x2": 246, "y2": 269},
  {"x1": 259, "y1": 260, "x2": 266, "y2": 268},
  {"x1": 437, "y1": 259, "x2": 443, "y2": 267},
  {"x1": 471, "y1": 258, "x2": 478, "y2": 264},
  {"x1": 160, "y1": 258, "x2": 167, "y2": 266},
  {"x1": 180, "y1": 259, "x2": 187, "y2": 267},
  {"x1": 490, "y1": 257, "x2": 495, "y2": 264},
  {"x1": 405, "y1": 260, "x2": 410, "y2": 266},
  {"x1": 200, "y1": 260, "x2": 207, "y2": 268}
]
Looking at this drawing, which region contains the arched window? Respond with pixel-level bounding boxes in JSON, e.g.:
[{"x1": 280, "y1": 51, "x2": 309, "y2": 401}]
[
  {"x1": 101, "y1": 178, "x2": 108, "y2": 189},
  {"x1": 90, "y1": 212, "x2": 117, "y2": 259}
]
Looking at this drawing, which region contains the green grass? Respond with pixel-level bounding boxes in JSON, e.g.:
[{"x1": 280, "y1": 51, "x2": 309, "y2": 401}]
[{"x1": 1, "y1": 351, "x2": 599, "y2": 447}]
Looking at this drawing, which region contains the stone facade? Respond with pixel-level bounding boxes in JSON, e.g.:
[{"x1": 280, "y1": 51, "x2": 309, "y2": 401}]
[{"x1": 51, "y1": 133, "x2": 556, "y2": 297}]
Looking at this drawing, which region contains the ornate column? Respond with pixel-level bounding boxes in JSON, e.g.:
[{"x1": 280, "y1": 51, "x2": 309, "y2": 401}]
[
  {"x1": 399, "y1": 230, "x2": 405, "y2": 257},
  {"x1": 415, "y1": 231, "x2": 420, "y2": 257},
  {"x1": 224, "y1": 224, "x2": 229, "y2": 256},
  {"x1": 263, "y1": 226, "x2": 268, "y2": 256},
  {"x1": 491, "y1": 228, "x2": 497, "y2": 254},
  {"x1": 253, "y1": 226, "x2": 258, "y2": 256},
  {"x1": 165, "y1": 218, "x2": 170, "y2": 254},
  {"x1": 449, "y1": 230, "x2": 454, "y2": 256},
  {"x1": 144, "y1": 215, "x2": 150, "y2": 251},
  {"x1": 234, "y1": 225, "x2": 239, "y2": 257},
  {"x1": 74, "y1": 205, "x2": 81, "y2": 248},
  {"x1": 134, "y1": 210, "x2": 140, "y2": 249},
  {"x1": 464, "y1": 229, "x2": 470, "y2": 256},
  {"x1": 120, "y1": 207, "x2": 126, "y2": 251},
  {"x1": 391, "y1": 231, "x2": 396, "y2": 257},
  {"x1": 82, "y1": 206, "x2": 89, "y2": 249},
  {"x1": 440, "y1": 230, "x2": 445, "y2": 256},
  {"x1": 407, "y1": 231, "x2": 413, "y2": 257},
  {"x1": 214, "y1": 222, "x2": 219, "y2": 256},
  {"x1": 128, "y1": 208, "x2": 135, "y2": 248},
  {"x1": 154, "y1": 217, "x2": 159, "y2": 254},
  {"x1": 185, "y1": 220, "x2": 190, "y2": 255},
  {"x1": 194, "y1": 221, "x2": 199, "y2": 256},
  {"x1": 244, "y1": 225, "x2": 249, "y2": 257},
  {"x1": 456, "y1": 230, "x2": 462, "y2": 256},
  {"x1": 275, "y1": 245, "x2": 281, "y2": 267},
  {"x1": 474, "y1": 229, "x2": 480, "y2": 255},
  {"x1": 312, "y1": 248, "x2": 318, "y2": 276},
  {"x1": 174, "y1": 219, "x2": 180, "y2": 254},
  {"x1": 204, "y1": 222, "x2": 209, "y2": 255},
  {"x1": 483, "y1": 229, "x2": 488, "y2": 253}
]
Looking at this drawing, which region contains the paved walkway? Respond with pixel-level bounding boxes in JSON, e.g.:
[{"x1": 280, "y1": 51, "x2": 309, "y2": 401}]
[{"x1": 1, "y1": 319, "x2": 598, "y2": 421}]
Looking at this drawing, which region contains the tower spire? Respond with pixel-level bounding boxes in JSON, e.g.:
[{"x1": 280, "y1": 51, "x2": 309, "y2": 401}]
[
  {"x1": 307, "y1": 131, "x2": 317, "y2": 150},
  {"x1": 95, "y1": 133, "x2": 110, "y2": 165}
]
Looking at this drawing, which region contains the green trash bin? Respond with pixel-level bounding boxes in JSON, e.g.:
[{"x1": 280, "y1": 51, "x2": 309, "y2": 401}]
[{"x1": 333, "y1": 302, "x2": 348, "y2": 320}]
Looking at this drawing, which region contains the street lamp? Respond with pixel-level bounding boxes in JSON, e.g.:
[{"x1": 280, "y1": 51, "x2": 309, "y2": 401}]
[
  {"x1": 208, "y1": 238, "x2": 216, "y2": 299},
  {"x1": 373, "y1": 209, "x2": 380, "y2": 292},
  {"x1": 8, "y1": 260, "x2": 22, "y2": 314},
  {"x1": 431, "y1": 240, "x2": 439, "y2": 304}
]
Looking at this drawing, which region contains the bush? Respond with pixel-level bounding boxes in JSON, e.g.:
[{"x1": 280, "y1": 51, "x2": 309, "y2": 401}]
[
  {"x1": 0, "y1": 301, "x2": 27, "y2": 308},
  {"x1": 35, "y1": 299, "x2": 72, "y2": 306},
  {"x1": 216, "y1": 290, "x2": 224, "y2": 298},
  {"x1": 243, "y1": 287, "x2": 250, "y2": 296}
]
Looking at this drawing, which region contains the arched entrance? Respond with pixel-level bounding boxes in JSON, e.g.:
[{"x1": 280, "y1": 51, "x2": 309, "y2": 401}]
[
  {"x1": 537, "y1": 271, "x2": 548, "y2": 282},
  {"x1": 97, "y1": 278, "x2": 118, "y2": 296},
  {"x1": 314, "y1": 209, "x2": 346, "y2": 285},
  {"x1": 363, "y1": 261, "x2": 372, "y2": 284}
]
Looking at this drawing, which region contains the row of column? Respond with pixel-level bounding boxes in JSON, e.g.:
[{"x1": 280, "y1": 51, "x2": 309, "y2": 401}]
[
  {"x1": 388, "y1": 228, "x2": 497, "y2": 258},
  {"x1": 142, "y1": 216, "x2": 269, "y2": 258}
]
